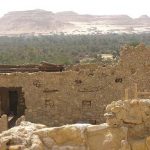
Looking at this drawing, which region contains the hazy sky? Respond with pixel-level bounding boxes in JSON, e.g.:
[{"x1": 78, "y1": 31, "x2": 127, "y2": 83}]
[{"x1": 0, "y1": 0, "x2": 150, "y2": 18}]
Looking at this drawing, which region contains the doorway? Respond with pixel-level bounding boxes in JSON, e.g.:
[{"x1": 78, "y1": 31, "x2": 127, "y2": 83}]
[
  {"x1": 0, "y1": 87, "x2": 25, "y2": 117},
  {"x1": 9, "y1": 91, "x2": 18, "y2": 116},
  {"x1": 0, "y1": 87, "x2": 26, "y2": 128}
]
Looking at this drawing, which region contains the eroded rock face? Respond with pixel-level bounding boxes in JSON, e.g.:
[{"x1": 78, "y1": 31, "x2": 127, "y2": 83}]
[{"x1": 1, "y1": 99, "x2": 150, "y2": 150}]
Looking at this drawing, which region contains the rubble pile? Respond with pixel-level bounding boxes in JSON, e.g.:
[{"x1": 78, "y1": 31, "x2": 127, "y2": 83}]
[{"x1": 1, "y1": 99, "x2": 150, "y2": 150}]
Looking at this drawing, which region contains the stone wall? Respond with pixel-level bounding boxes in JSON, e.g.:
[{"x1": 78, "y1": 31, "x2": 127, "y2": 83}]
[
  {"x1": 0, "y1": 44, "x2": 149, "y2": 126},
  {"x1": 0, "y1": 115, "x2": 8, "y2": 133}
]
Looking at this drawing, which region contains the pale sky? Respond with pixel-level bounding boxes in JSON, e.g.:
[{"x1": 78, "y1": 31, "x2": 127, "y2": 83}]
[{"x1": 0, "y1": 0, "x2": 150, "y2": 18}]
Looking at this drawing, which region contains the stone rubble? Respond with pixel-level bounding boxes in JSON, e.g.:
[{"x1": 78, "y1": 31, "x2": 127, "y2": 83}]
[{"x1": 1, "y1": 99, "x2": 150, "y2": 150}]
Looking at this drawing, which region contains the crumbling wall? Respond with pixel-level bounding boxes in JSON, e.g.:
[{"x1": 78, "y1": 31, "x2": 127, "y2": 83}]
[
  {"x1": 0, "y1": 44, "x2": 149, "y2": 126},
  {"x1": 103, "y1": 98, "x2": 150, "y2": 150},
  {"x1": 0, "y1": 115, "x2": 8, "y2": 133}
]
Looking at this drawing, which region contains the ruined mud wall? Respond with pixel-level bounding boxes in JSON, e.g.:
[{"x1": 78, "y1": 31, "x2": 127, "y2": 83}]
[{"x1": 0, "y1": 44, "x2": 149, "y2": 126}]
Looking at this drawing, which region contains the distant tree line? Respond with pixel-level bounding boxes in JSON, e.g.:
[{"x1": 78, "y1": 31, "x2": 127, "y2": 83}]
[{"x1": 0, "y1": 33, "x2": 149, "y2": 65}]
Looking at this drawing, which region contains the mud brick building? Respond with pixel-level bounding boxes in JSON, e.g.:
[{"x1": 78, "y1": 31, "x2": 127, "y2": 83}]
[{"x1": 0, "y1": 44, "x2": 149, "y2": 127}]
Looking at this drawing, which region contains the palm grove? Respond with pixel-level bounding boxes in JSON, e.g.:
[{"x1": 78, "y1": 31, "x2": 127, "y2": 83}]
[{"x1": 0, "y1": 33, "x2": 149, "y2": 65}]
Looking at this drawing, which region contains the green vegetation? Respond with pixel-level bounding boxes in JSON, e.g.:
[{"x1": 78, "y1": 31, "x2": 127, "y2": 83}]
[{"x1": 0, "y1": 33, "x2": 149, "y2": 65}]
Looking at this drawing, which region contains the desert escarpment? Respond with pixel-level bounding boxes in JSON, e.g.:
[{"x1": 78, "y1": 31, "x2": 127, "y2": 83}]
[{"x1": 0, "y1": 10, "x2": 150, "y2": 35}]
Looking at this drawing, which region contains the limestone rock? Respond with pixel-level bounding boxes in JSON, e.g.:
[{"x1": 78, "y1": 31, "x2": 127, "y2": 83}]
[
  {"x1": 1, "y1": 99, "x2": 150, "y2": 150},
  {"x1": 87, "y1": 124, "x2": 127, "y2": 150},
  {"x1": 130, "y1": 139, "x2": 146, "y2": 150},
  {"x1": 120, "y1": 140, "x2": 131, "y2": 150},
  {"x1": 8, "y1": 145, "x2": 22, "y2": 150}
]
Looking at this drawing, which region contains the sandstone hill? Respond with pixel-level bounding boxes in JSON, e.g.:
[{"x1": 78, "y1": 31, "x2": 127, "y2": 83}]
[
  {"x1": 0, "y1": 9, "x2": 150, "y2": 36},
  {"x1": 1, "y1": 98, "x2": 150, "y2": 150}
]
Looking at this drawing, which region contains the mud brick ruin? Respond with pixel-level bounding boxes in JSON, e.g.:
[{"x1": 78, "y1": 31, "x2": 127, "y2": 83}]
[{"x1": 0, "y1": 44, "x2": 149, "y2": 131}]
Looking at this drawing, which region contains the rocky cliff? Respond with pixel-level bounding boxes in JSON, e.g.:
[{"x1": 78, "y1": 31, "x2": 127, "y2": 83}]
[
  {"x1": 0, "y1": 10, "x2": 150, "y2": 35},
  {"x1": 1, "y1": 98, "x2": 150, "y2": 150}
]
